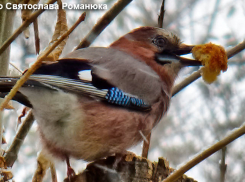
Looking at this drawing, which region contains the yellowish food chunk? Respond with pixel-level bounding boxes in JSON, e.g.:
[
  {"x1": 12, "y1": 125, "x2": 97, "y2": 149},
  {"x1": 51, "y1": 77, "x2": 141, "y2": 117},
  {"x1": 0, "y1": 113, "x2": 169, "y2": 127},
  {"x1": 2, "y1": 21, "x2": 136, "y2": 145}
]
[{"x1": 192, "y1": 43, "x2": 228, "y2": 83}]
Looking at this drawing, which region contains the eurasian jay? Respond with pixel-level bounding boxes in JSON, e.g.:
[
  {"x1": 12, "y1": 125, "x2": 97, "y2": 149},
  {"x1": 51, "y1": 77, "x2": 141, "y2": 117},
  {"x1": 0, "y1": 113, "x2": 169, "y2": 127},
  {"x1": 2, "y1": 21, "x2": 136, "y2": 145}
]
[{"x1": 0, "y1": 27, "x2": 201, "y2": 178}]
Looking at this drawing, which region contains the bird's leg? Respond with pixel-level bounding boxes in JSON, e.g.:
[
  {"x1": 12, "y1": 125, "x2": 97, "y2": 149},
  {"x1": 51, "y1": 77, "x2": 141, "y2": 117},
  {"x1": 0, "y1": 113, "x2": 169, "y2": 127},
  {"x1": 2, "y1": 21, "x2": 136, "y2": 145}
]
[
  {"x1": 65, "y1": 156, "x2": 75, "y2": 181},
  {"x1": 17, "y1": 107, "x2": 29, "y2": 127}
]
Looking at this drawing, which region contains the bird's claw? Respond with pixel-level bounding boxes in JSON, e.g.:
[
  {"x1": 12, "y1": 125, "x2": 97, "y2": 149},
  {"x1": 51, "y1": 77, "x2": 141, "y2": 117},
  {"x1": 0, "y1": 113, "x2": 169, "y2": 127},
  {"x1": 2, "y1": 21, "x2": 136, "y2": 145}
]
[{"x1": 67, "y1": 166, "x2": 76, "y2": 182}]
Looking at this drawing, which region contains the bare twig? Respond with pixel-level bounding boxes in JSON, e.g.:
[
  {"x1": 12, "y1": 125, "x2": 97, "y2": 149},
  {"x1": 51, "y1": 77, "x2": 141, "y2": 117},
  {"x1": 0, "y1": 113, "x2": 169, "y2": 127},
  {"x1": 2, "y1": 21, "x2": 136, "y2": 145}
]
[
  {"x1": 141, "y1": 133, "x2": 151, "y2": 158},
  {"x1": 172, "y1": 40, "x2": 245, "y2": 96},
  {"x1": 9, "y1": 62, "x2": 23, "y2": 74},
  {"x1": 33, "y1": 18, "x2": 40, "y2": 54},
  {"x1": 220, "y1": 147, "x2": 227, "y2": 182},
  {"x1": 4, "y1": 111, "x2": 34, "y2": 167},
  {"x1": 172, "y1": 71, "x2": 201, "y2": 96},
  {"x1": 0, "y1": 0, "x2": 57, "y2": 56},
  {"x1": 75, "y1": 0, "x2": 133, "y2": 49},
  {"x1": 163, "y1": 123, "x2": 245, "y2": 182},
  {"x1": 0, "y1": 12, "x2": 86, "y2": 111},
  {"x1": 158, "y1": 0, "x2": 165, "y2": 28},
  {"x1": 226, "y1": 40, "x2": 245, "y2": 58}
]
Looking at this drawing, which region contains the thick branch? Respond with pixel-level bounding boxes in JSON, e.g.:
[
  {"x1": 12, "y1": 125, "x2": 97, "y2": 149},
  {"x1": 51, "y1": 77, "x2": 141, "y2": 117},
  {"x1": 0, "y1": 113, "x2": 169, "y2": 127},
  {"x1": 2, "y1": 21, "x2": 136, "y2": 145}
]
[
  {"x1": 4, "y1": 111, "x2": 34, "y2": 167},
  {"x1": 64, "y1": 154, "x2": 197, "y2": 182}
]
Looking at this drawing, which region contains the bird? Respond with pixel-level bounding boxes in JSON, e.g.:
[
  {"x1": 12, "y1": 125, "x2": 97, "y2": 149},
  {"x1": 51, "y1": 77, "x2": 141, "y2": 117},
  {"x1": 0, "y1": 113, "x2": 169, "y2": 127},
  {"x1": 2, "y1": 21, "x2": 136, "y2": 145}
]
[{"x1": 0, "y1": 26, "x2": 201, "y2": 179}]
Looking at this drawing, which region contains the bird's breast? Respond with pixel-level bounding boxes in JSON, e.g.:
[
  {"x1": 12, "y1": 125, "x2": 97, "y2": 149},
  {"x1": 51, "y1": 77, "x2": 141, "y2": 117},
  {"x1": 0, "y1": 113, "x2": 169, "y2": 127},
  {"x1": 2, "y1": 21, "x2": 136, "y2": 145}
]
[{"x1": 66, "y1": 96, "x2": 167, "y2": 161}]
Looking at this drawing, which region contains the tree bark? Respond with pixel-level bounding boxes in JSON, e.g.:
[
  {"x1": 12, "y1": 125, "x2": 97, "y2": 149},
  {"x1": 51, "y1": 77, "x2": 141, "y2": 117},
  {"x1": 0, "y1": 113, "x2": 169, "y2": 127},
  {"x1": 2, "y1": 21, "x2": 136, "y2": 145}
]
[{"x1": 64, "y1": 153, "x2": 197, "y2": 182}]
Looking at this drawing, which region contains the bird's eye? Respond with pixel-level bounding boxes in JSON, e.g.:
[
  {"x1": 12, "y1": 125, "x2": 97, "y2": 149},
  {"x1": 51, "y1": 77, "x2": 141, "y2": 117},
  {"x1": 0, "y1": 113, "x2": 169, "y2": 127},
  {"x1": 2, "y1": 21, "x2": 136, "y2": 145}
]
[{"x1": 152, "y1": 36, "x2": 166, "y2": 48}]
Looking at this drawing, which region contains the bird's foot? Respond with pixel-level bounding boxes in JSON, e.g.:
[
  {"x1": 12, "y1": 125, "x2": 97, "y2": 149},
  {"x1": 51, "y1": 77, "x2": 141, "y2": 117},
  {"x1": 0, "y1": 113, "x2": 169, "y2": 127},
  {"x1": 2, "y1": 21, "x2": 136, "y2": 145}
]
[
  {"x1": 67, "y1": 166, "x2": 76, "y2": 182},
  {"x1": 66, "y1": 156, "x2": 76, "y2": 182}
]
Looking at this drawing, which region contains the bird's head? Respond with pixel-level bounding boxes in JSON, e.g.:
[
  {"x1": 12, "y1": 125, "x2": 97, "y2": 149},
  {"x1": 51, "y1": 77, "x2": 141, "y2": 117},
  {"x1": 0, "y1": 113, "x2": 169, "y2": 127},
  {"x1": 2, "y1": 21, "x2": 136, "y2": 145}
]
[{"x1": 110, "y1": 26, "x2": 201, "y2": 90}]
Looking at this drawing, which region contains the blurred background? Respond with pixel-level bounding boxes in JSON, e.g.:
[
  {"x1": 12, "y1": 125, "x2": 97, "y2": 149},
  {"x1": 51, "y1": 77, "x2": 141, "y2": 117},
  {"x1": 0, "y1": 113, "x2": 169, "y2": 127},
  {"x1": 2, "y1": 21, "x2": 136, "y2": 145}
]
[{"x1": 2, "y1": 0, "x2": 245, "y2": 181}]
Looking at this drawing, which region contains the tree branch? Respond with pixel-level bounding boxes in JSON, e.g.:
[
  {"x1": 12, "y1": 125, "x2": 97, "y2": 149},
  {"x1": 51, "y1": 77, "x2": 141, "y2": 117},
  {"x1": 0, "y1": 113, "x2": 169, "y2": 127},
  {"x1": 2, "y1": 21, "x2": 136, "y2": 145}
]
[
  {"x1": 4, "y1": 111, "x2": 34, "y2": 167},
  {"x1": 75, "y1": 0, "x2": 133, "y2": 49},
  {"x1": 33, "y1": 18, "x2": 40, "y2": 55},
  {"x1": 0, "y1": 0, "x2": 57, "y2": 56},
  {"x1": 64, "y1": 155, "x2": 197, "y2": 182},
  {"x1": 158, "y1": 0, "x2": 165, "y2": 28},
  {"x1": 220, "y1": 147, "x2": 227, "y2": 182},
  {"x1": 163, "y1": 123, "x2": 245, "y2": 182}
]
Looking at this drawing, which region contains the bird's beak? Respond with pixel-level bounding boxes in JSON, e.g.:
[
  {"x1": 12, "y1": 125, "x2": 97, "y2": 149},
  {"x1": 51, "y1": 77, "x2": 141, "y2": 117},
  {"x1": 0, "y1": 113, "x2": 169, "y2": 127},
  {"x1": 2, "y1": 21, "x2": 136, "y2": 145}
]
[{"x1": 156, "y1": 44, "x2": 202, "y2": 66}]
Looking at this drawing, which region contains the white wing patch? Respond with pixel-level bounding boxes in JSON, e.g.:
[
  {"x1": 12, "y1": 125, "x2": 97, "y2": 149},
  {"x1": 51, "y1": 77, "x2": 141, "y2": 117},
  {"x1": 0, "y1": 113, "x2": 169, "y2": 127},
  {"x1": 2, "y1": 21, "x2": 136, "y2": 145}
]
[{"x1": 78, "y1": 70, "x2": 92, "y2": 82}]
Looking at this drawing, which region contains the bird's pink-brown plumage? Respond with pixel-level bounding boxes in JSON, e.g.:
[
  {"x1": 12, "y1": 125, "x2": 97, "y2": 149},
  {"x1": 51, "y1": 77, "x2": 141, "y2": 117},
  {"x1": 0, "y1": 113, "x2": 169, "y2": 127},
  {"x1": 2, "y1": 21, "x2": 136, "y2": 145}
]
[{"x1": 0, "y1": 27, "x2": 198, "y2": 165}]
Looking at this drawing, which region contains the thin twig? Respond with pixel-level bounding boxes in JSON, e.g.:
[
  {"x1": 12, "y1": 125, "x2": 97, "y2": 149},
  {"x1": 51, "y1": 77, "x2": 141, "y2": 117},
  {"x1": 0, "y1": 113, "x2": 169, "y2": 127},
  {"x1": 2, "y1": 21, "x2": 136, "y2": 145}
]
[
  {"x1": 141, "y1": 133, "x2": 151, "y2": 158},
  {"x1": 226, "y1": 40, "x2": 245, "y2": 58},
  {"x1": 0, "y1": 12, "x2": 86, "y2": 111},
  {"x1": 0, "y1": 0, "x2": 57, "y2": 56},
  {"x1": 4, "y1": 111, "x2": 34, "y2": 167},
  {"x1": 163, "y1": 123, "x2": 245, "y2": 182},
  {"x1": 158, "y1": 0, "x2": 165, "y2": 28},
  {"x1": 172, "y1": 39, "x2": 245, "y2": 96},
  {"x1": 33, "y1": 18, "x2": 40, "y2": 54},
  {"x1": 220, "y1": 147, "x2": 227, "y2": 182},
  {"x1": 75, "y1": 0, "x2": 133, "y2": 49},
  {"x1": 9, "y1": 62, "x2": 23, "y2": 74}
]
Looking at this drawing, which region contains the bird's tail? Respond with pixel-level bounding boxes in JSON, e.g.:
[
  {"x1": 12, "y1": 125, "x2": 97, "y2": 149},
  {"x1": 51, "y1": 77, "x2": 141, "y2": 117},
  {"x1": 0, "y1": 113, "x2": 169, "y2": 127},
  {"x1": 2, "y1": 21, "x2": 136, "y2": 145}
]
[
  {"x1": 0, "y1": 77, "x2": 32, "y2": 107},
  {"x1": 0, "y1": 77, "x2": 19, "y2": 92},
  {"x1": 0, "y1": 76, "x2": 151, "y2": 110}
]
